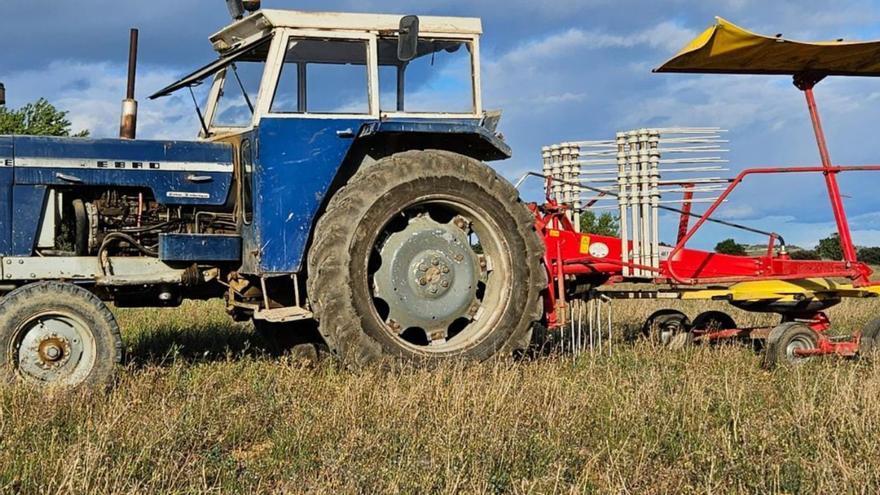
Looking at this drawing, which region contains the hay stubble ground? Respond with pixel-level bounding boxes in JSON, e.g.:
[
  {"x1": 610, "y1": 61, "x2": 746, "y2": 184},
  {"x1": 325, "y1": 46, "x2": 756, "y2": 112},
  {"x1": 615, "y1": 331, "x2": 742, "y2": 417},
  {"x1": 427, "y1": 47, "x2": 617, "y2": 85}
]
[{"x1": 2, "y1": 297, "x2": 880, "y2": 493}]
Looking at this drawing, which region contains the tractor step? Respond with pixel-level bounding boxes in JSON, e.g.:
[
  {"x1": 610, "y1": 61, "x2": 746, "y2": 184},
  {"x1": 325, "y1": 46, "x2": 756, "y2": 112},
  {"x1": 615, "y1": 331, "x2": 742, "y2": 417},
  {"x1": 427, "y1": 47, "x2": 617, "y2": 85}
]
[{"x1": 253, "y1": 306, "x2": 313, "y2": 323}]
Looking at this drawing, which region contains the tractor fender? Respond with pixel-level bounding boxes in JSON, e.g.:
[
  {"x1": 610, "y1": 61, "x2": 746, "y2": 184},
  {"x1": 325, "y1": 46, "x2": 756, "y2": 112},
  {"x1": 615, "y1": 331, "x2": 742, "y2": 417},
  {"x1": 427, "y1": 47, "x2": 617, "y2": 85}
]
[{"x1": 355, "y1": 120, "x2": 512, "y2": 162}]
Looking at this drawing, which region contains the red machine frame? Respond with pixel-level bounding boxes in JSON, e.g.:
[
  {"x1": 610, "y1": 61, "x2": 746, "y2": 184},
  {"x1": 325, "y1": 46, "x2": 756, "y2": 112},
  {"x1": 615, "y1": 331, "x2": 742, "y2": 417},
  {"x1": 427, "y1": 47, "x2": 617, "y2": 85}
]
[{"x1": 532, "y1": 76, "x2": 880, "y2": 360}]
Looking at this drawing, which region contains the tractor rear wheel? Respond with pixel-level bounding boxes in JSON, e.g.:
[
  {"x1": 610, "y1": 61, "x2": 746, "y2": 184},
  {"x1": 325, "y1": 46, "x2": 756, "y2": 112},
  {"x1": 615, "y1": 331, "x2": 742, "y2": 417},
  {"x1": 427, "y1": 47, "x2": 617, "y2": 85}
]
[
  {"x1": 308, "y1": 150, "x2": 546, "y2": 366},
  {"x1": 0, "y1": 281, "x2": 122, "y2": 389}
]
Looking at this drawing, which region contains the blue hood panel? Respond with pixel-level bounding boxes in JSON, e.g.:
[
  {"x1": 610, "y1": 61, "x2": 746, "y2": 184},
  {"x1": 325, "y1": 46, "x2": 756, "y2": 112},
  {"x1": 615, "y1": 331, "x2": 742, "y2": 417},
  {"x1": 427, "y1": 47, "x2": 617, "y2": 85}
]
[{"x1": 10, "y1": 135, "x2": 234, "y2": 206}]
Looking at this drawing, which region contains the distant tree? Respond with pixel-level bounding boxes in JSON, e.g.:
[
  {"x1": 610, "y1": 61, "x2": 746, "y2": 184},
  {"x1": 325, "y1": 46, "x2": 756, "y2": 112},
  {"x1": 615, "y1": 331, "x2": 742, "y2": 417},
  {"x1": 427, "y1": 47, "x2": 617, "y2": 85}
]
[
  {"x1": 715, "y1": 238, "x2": 747, "y2": 256},
  {"x1": 817, "y1": 233, "x2": 843, "y2": 261},
  {"x1": 859, "y1": 247, "x2": 880, "y2": 265},
  {"x1": 579, "y1": 211, "x2": 619, "y2": 237},
  {"x1": 790, "y1": 249, "x2": 821, "y2": 261},
  {"x1": 0, "y1": 98, "x2": 89, "y2": 137}
]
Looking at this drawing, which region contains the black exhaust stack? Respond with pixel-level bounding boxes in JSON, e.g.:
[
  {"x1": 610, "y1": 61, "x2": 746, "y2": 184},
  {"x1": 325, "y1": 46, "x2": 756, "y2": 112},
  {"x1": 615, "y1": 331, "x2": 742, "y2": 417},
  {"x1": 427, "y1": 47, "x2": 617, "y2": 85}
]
[{"x1": 120, "y1": 28, "x2": 139, "y2": 139}]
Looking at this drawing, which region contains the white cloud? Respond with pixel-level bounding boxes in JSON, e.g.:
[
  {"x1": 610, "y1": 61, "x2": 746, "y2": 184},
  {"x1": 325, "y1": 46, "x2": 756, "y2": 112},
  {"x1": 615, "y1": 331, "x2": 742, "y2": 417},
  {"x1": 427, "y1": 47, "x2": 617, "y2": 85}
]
[
  {"x1": 494, "y1": 21, "x2": 696, "y2": 68},
  {"x1": 3, "y1": 61, "x2": 207, "y2": 140}
]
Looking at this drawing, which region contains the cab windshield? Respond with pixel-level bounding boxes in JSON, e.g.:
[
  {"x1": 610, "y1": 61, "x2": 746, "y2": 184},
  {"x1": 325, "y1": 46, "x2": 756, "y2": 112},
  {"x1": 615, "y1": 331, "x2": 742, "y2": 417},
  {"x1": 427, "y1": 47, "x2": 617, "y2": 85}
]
[
  {"x1": 377, "y1": 38, "x2": 475, "y2": 114},
  {"x1": 212, "y1": 44, "x2": 270, "y2": 128}
]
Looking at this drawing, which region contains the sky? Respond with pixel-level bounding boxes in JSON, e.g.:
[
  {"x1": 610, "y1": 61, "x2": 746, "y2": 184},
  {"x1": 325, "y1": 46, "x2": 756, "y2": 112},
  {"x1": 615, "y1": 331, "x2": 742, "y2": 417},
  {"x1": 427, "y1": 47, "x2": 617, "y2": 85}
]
[{"x1": 3, "y1": 0, "x2": 880, "y2": 249}]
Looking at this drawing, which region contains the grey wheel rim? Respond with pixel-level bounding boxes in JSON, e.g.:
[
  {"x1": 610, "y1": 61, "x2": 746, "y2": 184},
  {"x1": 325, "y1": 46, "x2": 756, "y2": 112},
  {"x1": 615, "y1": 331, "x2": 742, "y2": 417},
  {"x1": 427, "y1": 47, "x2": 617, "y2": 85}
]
[
  {"x1": 11, "y1": 311, "x2": 97, "y2": 386},
  {"x1": 784, "y1": 335, "x2": 815, "y2": 363},
  {"x1": 370, "y1": 198, "x2": 509, "y2": 352}
]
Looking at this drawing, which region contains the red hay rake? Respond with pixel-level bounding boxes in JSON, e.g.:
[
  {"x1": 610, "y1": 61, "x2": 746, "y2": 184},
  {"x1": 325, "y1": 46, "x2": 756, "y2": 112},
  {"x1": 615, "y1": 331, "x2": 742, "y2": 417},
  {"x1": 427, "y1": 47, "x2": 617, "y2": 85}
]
[{"x1": 524, "y1": 18, "x2": 880, "y2": 367}]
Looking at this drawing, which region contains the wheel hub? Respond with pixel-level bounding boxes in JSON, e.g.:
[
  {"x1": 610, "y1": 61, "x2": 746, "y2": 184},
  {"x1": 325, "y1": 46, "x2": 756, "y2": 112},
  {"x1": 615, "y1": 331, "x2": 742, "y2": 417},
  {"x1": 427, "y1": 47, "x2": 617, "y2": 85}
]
[
  {"x1": 37, "y1": 335, "x2": 71, "y2": 367},
  {"x1": 15, "y1": 314, "x2": 92, "y2": 384},
  {"x1": 413, "y1": 255, "x2": 455, "y2": 297},
  {"x1": 786, "y1": 337, "x2": 814, "y2": 362},
  {"x1": 373, "y1": 214, "x2": 483, "y2": 343}
]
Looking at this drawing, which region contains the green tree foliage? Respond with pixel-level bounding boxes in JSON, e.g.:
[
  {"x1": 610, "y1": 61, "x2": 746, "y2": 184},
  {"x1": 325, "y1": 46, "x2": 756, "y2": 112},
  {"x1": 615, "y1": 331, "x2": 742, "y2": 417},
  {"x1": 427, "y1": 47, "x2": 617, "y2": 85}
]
[
  {"x1": 714, "y1": 238, "x2": 747, "y2": 256},
  {"x1": 789, "y1": 249, "x2": 821, "y2": 261},
  {"x1": 0, "y1": 98, "x2": 89, "y2": 137},
  {"x1": 817, "y1": 233, "x2": 843, "y2": 261},
  {"x1": 858, "y1": 247, "x2": 880, "y2": 265},
  {"x1": 579, "y1": 210, "x2": 619, "y2": 237}
]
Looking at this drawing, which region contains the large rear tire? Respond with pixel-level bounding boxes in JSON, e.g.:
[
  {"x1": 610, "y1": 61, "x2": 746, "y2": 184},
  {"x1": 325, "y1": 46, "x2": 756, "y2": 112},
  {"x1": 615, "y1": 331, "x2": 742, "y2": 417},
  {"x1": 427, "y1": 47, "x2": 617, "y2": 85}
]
[
  {"x1": 0, "y1": 281, "x2": 122, "y2": 389},
  {"x1": 307, "y1": 150, "x2": 546, "y2": 366}
]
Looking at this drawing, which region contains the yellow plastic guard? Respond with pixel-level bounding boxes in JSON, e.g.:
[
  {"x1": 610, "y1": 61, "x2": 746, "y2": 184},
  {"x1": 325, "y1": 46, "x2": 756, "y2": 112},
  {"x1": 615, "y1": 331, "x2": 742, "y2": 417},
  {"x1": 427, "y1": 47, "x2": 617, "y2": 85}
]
[
  {"x1": 656, "y1": 17, "x2": 880, "y2": 77},
  {"x1": 681, "y1": 279, "x2": 880, "y2": 303}
]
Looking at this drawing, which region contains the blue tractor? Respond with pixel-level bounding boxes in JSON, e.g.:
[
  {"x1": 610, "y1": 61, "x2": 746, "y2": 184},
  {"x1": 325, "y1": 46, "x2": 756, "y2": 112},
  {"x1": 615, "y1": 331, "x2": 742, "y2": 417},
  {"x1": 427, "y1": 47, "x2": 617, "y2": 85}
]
[{"x1": 0, "y1": 5, "x2": 545, "y2": 388}]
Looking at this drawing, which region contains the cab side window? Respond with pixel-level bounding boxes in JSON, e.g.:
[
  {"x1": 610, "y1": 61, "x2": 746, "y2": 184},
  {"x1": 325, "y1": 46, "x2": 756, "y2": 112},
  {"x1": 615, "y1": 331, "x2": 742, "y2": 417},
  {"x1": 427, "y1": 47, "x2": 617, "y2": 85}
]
[{"x1": 271, "y1": 38, "x2": 370, "y2": 115}]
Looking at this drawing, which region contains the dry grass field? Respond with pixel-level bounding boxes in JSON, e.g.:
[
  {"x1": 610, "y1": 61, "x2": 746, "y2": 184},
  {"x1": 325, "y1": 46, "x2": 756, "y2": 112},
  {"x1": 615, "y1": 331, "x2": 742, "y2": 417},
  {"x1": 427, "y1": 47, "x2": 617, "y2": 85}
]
[{"x1": 2, "y1": 297, "x2": 880, "y2": 493}]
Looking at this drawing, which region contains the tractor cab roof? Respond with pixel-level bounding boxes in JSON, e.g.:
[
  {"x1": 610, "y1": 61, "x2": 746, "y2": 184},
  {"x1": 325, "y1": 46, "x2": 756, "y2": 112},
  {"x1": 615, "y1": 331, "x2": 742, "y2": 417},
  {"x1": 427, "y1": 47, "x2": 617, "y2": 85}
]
[
  {"x1": 150, "y1": 9, "x2": 484, "y2": 100},
  {"x1": 210, "y1": 9, "x2": 483, "y2": 53}
]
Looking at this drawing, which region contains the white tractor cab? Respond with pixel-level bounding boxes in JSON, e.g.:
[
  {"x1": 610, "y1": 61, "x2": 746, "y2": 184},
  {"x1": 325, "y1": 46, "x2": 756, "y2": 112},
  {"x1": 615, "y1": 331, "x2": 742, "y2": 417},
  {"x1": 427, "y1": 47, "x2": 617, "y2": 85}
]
[{"x1": 151, "y1": 9, "x2": 492, "y2": 137}]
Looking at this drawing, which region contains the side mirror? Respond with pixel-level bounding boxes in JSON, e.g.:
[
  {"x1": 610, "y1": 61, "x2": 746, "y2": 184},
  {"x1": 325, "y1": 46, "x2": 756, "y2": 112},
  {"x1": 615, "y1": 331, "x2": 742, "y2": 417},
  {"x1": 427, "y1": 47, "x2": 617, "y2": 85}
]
[
  {"x1": 398, "y1": 16, "x2": 420, "y2": 62},
  {"x1": 225, "y1": 0, "x2": 245, "y2": 20}
]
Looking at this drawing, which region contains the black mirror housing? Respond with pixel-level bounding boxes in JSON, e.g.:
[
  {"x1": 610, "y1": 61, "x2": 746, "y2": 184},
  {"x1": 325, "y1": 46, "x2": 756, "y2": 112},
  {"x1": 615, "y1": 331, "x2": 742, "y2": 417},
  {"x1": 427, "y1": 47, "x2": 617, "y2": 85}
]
[
  {"x1": 398, "y1": 16, "x2": 420, "y2": 62},
  {"x1": 226, "y1": 0, "x2": 245, "y2": 20}
]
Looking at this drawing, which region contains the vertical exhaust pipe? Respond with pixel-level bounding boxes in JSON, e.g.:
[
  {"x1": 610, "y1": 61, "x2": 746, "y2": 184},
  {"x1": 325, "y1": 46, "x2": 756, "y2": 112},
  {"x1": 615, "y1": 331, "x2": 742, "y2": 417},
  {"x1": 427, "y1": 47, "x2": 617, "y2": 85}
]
[{"x1": 120, "y1": 28, "x2": 139, "y2": 139}]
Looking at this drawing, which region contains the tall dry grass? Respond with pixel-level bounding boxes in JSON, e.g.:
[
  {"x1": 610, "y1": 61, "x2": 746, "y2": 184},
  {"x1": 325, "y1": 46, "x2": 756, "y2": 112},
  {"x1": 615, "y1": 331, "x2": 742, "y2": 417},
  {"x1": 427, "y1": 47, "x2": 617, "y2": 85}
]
[{"x1": 1, "y1": 298, "x2": 880, "y2": 493}]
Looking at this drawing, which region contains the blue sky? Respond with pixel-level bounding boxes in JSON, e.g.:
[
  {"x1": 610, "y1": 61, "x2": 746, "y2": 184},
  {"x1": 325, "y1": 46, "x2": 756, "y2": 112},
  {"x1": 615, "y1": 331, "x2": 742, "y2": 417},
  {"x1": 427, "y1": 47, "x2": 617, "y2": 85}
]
[{"x1": 3, "y1": 0, "x2": 880, "y2": 248}]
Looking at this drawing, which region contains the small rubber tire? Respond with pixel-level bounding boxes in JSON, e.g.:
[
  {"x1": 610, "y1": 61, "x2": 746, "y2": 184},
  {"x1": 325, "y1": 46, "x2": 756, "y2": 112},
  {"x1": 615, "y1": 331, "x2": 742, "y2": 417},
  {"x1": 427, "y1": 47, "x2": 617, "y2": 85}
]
[
  {"x1": 642, "y1": 309, "x2": 691, "y2": 346},
  {"x1": 0, "y1": 281, "x2": 122, "y2": 389},
  {"x1": 859, "y1": 318, "x2": 880, "y2": 359},
  {"x1": 763, "y1": 322, "x2": 818, "y2": 369},
  {"x1": 691, "y1": 311, "x2": 737, "y2": 332},
  {"x1": 307, "y1": 150, "x2": 546, "y2": 366}
]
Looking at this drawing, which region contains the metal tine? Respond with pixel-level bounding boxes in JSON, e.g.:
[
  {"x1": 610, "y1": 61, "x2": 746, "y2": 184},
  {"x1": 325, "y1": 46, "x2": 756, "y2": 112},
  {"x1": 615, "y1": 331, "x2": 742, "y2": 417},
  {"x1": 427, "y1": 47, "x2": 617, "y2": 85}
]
[
  {"x1": 587, "y1": 299, "x2": 593, "y2": 354},
  {"x1": 658, "y1": 166, "x2": 728, "y2": 173},
  {"x1": 579, "y1": 178, "x2": 618, "y2": 184},
  {"x1": 607, "y1": 297, "x2": 613, "y2": 357},
  {"x1": 573, "y1": 164, "x2": 617, "y2": 172},
  {"x1": 568, "y1": 141, "x2": 618, "y2": 147},
  {"x1": 579, "y1": 169, "x2": 619, "y2": 175},
  {"x1": 658, "y1": 178, "x2": 729, "y2": 185},
  {"x1": 576, "y1": 301, "x2": 581, "y2": 356},
  {"x1": 654, "y1": 126, "x2": 725, "y2": 132},
  {"x1": 658, "y1": 186, "x2": 727, "y2": 194},
  {"x1": 660, "y1": 143, "x2": 728, "y2": 148},
  {"x1": 660, "y1": 158, "x2": 729, "y2": 164},
  {"x1": 659, "y1": 198, "x2": 725, "y2": 204},
  {"x1": 580, "y1": 205, "x2": 620, "y2": 210}
]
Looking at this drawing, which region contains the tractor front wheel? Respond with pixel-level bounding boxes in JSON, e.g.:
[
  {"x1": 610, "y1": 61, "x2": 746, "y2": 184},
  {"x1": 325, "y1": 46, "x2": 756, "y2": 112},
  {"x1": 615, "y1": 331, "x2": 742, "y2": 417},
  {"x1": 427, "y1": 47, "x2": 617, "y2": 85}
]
[
  {"x1": 308, "y1": 150, "x2": 546, "y2": 366},
  {"x1": 0, "y1": 281, "x2": 122, "y2": 389}
]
